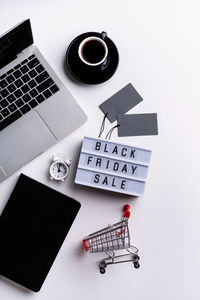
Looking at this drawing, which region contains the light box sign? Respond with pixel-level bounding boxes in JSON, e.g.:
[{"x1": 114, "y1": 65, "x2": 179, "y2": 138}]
[{"x1": 75, "y1": 137, "x2": 152, "y2": 196}]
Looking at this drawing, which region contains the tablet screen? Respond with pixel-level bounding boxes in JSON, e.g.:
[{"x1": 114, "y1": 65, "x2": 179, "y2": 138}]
[{"x1": 0, "y1": 174, "x2": 81, "y2": 292}]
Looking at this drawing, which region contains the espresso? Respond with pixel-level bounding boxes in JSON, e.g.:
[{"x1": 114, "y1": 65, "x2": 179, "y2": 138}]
[{"x1": 82, "y1": 40, "x2": 105, "y2": 64}]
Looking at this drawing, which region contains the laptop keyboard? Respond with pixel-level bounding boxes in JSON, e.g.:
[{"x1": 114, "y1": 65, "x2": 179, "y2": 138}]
[{"x1": 0, "y1": 54, "x2": 59, "y2": 132}]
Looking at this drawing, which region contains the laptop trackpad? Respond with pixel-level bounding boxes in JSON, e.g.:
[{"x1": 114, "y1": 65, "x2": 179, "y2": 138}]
[{"x1": 0, "y1": 110, "x2": 56, "y2": 175}]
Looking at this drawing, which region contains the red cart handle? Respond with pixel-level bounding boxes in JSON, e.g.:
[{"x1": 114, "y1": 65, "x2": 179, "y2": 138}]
[
  {"x1": 123, "y1": 204, "x2": 131, "y2": 218},
  {"x1": 83, "y1": 240, "x2": 90, "y2": 252}
]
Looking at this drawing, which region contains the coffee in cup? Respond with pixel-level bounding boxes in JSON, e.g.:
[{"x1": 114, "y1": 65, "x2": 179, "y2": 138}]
[{"x1": 78, "y1": 32, "x2": 108, "y2": 67}]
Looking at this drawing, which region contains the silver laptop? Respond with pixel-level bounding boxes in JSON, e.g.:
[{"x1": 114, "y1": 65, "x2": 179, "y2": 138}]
[{"x1": 0, "y1": 19, "x2": 87, "y2": 182}]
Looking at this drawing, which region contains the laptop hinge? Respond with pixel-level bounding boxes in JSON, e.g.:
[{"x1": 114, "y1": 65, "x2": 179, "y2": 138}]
[
  {"x1": 16, "y1": 44, "x2": 35, "y2": 58},
  {"x1": 17, "y1": 51, "x2": 25, "y2": 58}
]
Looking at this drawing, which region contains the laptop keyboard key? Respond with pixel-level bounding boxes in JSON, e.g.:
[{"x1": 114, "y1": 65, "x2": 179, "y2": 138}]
[
  {"x1": 22, "y1": 94, "x2": 31, "y2": 103},
  {"x1": 6, "y1": 75, "x2": 15, "y2": 83},
  {"x1": 0, "y1": 114, "x2": 3, "y2": 121},
  {"x1": 1, "y1": 108, "x2": 10, "y2": 118},
  {"x1": 36, "y1": 78, "x2": 54, "y2": 93},
  {"x1": 0, "y1": 74, "x2": 6, "y2": 80},
  {"x1": 27, "y1": 58, "x2": 39, "y2": 69},
  {"x1": 0, "y1": 110, "x2": 22, "y2": 131},
  {"x1": 16, "y1": 98, "x2": 24, "y2": 108},
  {"x1": 0, "y1": 88, "x2": 9, "y2": 98},
  {"x1": 7, "y1": 84, "x2": 16, "y2": 93},
  {"x1": 7, "y1": 94, "x2": 16, "y2": 103},
  {"x1": 21, "y1": 74, "x2": 30, "y2": 83},
  {"x1": 28, "y1": 69, "x2": 37, "y2": 78},
  {"x1": 50, "y1": 84, "x2": 59, "y2": 94},
  {"x1": 36, "y1": 94, "x2": 45, "y2": 103},
  {"x1": 21, "y1": 84, "x2": 30, "y2": 94},
  {"x1": 14, "y1": 89, "x2": 23, "y2": 98},
  {"x1": 29, "y1": 88, "x2": 38, "y2": 98},
  {"x1": 0, "y1": 79, "x2": 8, "y2": 89},
  {"x1": 29, "y1": 99, "x2": 38, "y2": 108},
  {"x1": 43, "y1": 89, "x2": 52, "y2": 99},
  {"x1": 8, "y1": 103, "x2": 17, "y2": 113},
  {"x1": 28, "y1": 79, "x2": 37, "y2": 88},
  {"x1": 35, "y1": 71, "x2": 49, "y2": 84},
  {"x1": 20, "y1": 65, "x2": 29, "y2": 73},
  {"x1": 28, "y1": 54, "x2": 35, "y2": 60},
  {"x1": 14, "y1": 64, "x2": 21, "y2": 70},
  {"x1": 20, "y1": 104, "x2": 31, "y2": 114},
  {"x1": 7, "y1": 68, "x2": 14, "y2": 75},
  {"x1": 0, "y1": 99, "x2": 9, "y2": 108},
  {"x1": 14, "y1": 79, "x2": 23, "y2": 88},
  {"x1": 21, "y1": 59, "x2": 28, "y2": 65},
  {"x1": 35, "y1": 64, "x2": 44, "y2": 73},
  {"x1": 13, "y1": 70, "x2": 22, "y2": 79}
]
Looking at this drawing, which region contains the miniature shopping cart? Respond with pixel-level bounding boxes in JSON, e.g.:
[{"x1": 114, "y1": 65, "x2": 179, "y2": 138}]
[{"x1": 83, "y1": 205, "x2": 140, "y2": 274}]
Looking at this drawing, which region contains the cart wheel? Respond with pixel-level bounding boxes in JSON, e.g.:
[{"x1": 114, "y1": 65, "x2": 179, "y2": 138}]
[
  {"x1": 134, "y1": 262, "x2": 140, "y2": 269},
  {"x1": 133, "y1": 254, "x2": 140, "y2": 261},
  {"x1": 100, "y1": 268, "x2": 106, "y2": 274},
  {"x1": 99, "y1": 261, "x2": 107, "y2": 269}
]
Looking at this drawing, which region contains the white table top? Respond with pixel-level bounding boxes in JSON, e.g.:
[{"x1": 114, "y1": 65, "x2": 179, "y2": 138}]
[{"x1": 1, "y1": 0, "x2": 200, "y2": 299}]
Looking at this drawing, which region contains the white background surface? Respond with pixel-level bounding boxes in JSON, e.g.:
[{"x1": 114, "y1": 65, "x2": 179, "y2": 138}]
[{"x1": 0, "y1": 0, "x2": 200, "y2": 299}]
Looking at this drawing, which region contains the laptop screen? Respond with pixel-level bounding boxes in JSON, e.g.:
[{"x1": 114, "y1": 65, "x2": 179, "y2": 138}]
[{"x1": 0, "y1": 19, "x2": 33, "y2": 69}]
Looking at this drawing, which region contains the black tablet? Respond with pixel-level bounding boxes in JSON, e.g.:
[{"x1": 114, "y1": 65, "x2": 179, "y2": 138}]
[{"x1": 0, "y1": 174, "x2": 81, "y2": 292}]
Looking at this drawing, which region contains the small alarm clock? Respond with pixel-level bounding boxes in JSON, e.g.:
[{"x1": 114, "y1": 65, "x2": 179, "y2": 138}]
[{"x1": 49, "y1": 154, "x2": 71, "y2": 181}]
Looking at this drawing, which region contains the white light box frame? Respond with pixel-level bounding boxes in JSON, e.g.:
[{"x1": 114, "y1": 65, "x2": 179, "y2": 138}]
[{"x1": 75, "y1": 136, "x2": 152, "y2": 196}]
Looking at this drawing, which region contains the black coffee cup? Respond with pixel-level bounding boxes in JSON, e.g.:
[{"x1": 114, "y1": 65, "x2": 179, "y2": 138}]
[{"x1": 78, "y1": 32, "x2": 108, "y2": 67}]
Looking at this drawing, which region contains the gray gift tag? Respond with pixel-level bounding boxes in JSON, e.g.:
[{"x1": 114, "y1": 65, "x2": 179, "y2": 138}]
[
  {"x1": 117, "y1": 113, "x2": 158, "y2": 137},
  {"x1": 99, "y1": 83, "x2": 143, "y2": 123}
]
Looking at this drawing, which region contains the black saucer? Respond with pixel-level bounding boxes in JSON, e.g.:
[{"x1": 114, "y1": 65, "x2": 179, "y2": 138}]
[{"x1": 65, "y1": 32, "x2": 119, "y2": 84}]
